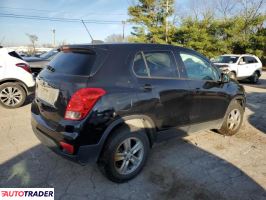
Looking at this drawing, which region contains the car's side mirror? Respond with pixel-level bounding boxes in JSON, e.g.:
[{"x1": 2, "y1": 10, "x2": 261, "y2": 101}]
[
  {"x1": 220, "y1": 72, "x2": 229, "y2": 83},
  {"x1": 239, "y1": 61, "x2": 246, "y2": 65}
]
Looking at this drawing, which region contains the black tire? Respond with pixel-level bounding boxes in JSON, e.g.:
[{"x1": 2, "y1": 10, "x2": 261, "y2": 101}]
[
  {"x1": 99, "y1": 125, "x2": 150, "y2": 183},
  {"x1": 218, "y1": 100, "x2": 244, "y2": 136},
  {"x1": 0, "y1": 82, "x2": 26, "y2": 108},
  {"x1": 250, "y1": 71, "x2": 259, "y2": 84},
  {"x1": 229, "y1": 71, "x2": 236, "y2": 80}
]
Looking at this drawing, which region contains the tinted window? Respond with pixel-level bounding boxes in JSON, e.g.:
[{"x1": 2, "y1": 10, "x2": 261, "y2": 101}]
[
  {"x1": 180, "y1": 52, "x2": 219, "y2": 81},
  {"x1": 133, "y1": 53, "x2": 149, "y2": 77},
  {"x1": 49, "y1": 51, "x2": 96, "y2": 75},
  {"x1": 246, "y1": 56, "x2": 258, "y2": 64},
  {"x1": 216, "y1": 56, "x2": 239, "y2": 63},
  {"x1": 144, "y1": 52, "x2": 177, "y2": 78},
  {"x1": 133, "y1": 51, "x2": 177, "y2": 78}
]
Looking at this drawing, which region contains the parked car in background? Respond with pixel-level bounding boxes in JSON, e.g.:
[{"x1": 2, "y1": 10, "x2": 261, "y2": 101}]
[
  {"x1": 23, "y1": 49, "x2": 58, "y2": 76},
  {"x1": 0, "y1": 47, "x2": 35, "y2": 108},
  {"x1": 213, "y1": 54, "x2": 262, "y2": 83},
  {"x1": 31, "y1": 43, "x2": 246, "y2": 182}
]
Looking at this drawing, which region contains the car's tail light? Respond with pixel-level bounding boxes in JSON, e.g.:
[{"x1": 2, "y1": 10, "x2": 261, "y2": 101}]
[
  {"x1": 64, "y1": 88, "x2": 106, "y2": 120},
  {"x1": 16, "y1": 63, "x2": 32, "y2": 73},
  {"x1": 60, "y1": 142, "x2": 74, "y2": 154}
]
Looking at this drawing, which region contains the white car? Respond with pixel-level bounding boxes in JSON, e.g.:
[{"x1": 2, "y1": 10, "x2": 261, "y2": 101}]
[
  {"x1": 213, "y1": 54, "x2": 263, "y2": 83},
  {"x1": 0, "y1": 47, "x2": 35, "y2": 108}
]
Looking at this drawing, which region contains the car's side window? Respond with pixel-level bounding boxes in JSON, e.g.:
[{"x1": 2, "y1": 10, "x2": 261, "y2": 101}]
[
  {"x1": 239, "y1": 57, "x2": 245, "y2": 64},
  {"x1": 246, "y1": 56, "x2": 258, "y2": 64},
  {"x1": 133, "y1": 53, "x2": 149, "y2": 77},
  {"x1": 180, "y1": 52, "x2": 219, "y2": 81},
  {"x1": 133, "y1": 51, "x2": 178, "y2": 78}
]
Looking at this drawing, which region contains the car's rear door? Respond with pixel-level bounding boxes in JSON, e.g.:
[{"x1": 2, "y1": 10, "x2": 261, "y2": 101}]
[
  {"x1": 245, "y1": 56, "x2": 259, "y2": 76},
  {"x1": 176, "y1": 49, "x2": 230, "y2": 131},
  {"x1": 132, "y1": 50, "x2": 191, "y2": 133}
]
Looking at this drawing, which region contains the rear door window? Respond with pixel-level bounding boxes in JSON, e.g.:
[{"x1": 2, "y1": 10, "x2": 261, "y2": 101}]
[
  {"x1": 48, "y1": 51, "x2": 96, "y2": 75},
  {"x1": 133, "y1": 52, "x2": 149, "y2": 77},
  {"x1": 133, "y1": 51, "x2": 178, "y2": 78}
]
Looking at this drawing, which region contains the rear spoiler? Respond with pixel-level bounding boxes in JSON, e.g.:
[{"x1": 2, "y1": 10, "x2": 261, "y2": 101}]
[{"x1": 58, "y1": 46, "x2": 95, "y2": 54}]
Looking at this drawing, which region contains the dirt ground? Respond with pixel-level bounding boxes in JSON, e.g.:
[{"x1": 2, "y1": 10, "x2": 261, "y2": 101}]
[{"x1": 0, "y1": 73, "x2": 266, "y2": 200}]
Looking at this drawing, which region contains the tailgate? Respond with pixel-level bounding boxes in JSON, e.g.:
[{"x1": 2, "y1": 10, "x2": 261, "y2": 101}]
[{"x1": 33, "y1": 46, "x2": 108, "y2": 125}]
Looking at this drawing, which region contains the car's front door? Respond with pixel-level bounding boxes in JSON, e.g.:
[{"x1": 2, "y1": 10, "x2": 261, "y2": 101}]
[
  {"x1": 177, "y1": 50, "x2": 230, "y2": 132},
  {"x1": 132, "y1": 50, "x2": 191, "y2": 133}
]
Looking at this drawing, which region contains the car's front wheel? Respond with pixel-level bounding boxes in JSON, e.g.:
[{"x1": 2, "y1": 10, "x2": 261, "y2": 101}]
[
  {"x1": 218, "y1": 100, "x2": 244, "y2": 136},
  {"x1": 99, "y1": 125, "x2": 150, "y2": 183},
  {"x1": 0, "y1": 82, "x2": 26, "y2": 108}
]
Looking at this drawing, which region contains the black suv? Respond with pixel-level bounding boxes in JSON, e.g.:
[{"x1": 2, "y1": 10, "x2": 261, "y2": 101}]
[{"x1": 31, "y1": 43, "x2": 245, "y2": 182}]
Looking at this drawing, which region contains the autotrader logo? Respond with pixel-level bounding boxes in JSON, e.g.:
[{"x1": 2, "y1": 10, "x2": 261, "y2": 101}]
[{"x1": 0, "y1": 188, "x2": 54, "y2": 199}]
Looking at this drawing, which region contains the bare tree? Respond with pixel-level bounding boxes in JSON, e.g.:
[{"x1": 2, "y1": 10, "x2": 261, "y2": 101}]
[
  {"x1": 236, "y1": 0, "x2": 265, "y2": 37},
  {"x1": 58, "y1": 40, "x2": 68, "y2": 46},
  {"x1": 26, "y1": 33, "x2": 38, "y2": 54},
  {"x1": 105, "y1": 34, "x2": 128, "y2": 43},
  {"x1": 237, "y1": 0, "x2": 265, "y2": 19},
  {"x1": 216, "y1": 0, "x2": 238, "y2": 18},
  {"x1": 186, "y1": 0, "x2": 215, "y2": 20}
]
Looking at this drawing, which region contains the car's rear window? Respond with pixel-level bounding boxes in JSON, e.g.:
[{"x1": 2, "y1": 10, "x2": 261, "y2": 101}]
[{"x1": 48, "y1": 51, "x2": 96, "y2": 75}]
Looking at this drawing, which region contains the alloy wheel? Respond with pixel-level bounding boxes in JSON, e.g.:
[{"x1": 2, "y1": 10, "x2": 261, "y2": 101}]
[
  {"x1": 227, "y1": 109, "x2": 241, "y2": 131},
  {"x1": 114, "y1": 137, "x2": 144, "y2": 175}
]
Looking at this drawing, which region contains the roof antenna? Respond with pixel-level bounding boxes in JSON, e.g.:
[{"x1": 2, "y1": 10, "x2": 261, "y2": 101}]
[{"x1": 81, "y1": 19, "x2": 94, "y2": 43}]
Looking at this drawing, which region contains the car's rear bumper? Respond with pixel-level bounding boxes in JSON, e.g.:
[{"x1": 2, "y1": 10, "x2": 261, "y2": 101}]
[{"x1": 31, "y1": 113, "x2": 102, "y2": 164}]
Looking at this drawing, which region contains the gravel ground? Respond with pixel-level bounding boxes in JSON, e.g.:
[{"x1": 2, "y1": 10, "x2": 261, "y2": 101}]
[{"x1": 0, "y1": 73, "x2": 266, "y2": 200}]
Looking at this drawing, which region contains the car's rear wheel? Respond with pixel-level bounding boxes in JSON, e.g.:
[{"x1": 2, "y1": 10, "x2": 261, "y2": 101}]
[
  {"x1": 218, "y1": 100, "x2": 244, "y2": 136},
  {"x1": 99, "y1": 125, "x2": 150, "y2": 183},
  {"x1": 0, "y1": 82, "x2": 26, "y2": 108},
  {"x1": 250, "y1": 71, "x2": 259, "y2": 83}
]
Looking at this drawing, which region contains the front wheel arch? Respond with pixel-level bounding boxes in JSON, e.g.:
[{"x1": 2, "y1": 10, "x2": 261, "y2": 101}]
[
  {"x1": 218, "y1": 99, "x2": 244, "y2": 136},
  {"x1": 229, "y1": 71, "x2": 237, "y2": 79}
]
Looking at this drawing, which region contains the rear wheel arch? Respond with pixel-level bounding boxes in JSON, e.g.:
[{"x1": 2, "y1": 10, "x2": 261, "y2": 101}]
[
  {"x1": 0, "y1": 79, "x2": 28, "y2": 95},
  {"x1": 123, "y1": 116, "x2": 156, "y2": 147},
  {"x1": 255, "y1": 70, "x2": 261, "y2": 77},
  {"x1": 98, "y1": 115, "x2": 156, "y2": 161}
]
